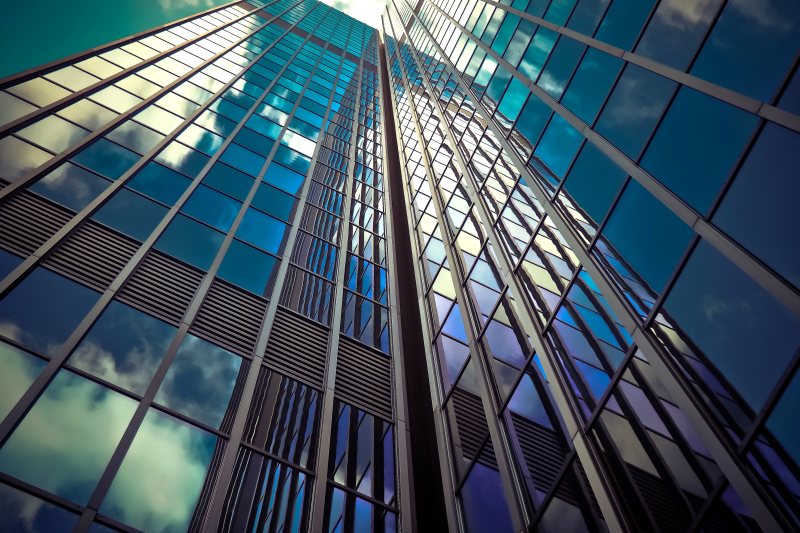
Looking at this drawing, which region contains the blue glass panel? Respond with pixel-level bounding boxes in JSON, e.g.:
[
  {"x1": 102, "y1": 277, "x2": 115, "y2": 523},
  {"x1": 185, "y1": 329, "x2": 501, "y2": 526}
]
[
  {"x1": 68, "y1": 301, "x2": 176, "y2": 395},
  {"x1": 767, "y1": 373, "x2": 800, "y2": 464},
  {"x1": 714, "y1": 124, "x2": 800, "y2": 288},
  {"x1": 220, "y1": 142, "x2": 265, "y2": 177},
  {"x1": 641, "y1": 88, "x2": 757, "y2": 213},
  {"x1": 595, "y1": 0, "x2": 655, "y2": 50},
  {"x1": 263, "y1": 162, "x2": 305, "y2": 195},
  {"x1": 234, "y1": 127, "x2": 275, "y2": 157},
  {"x1": 127, "y1": 162, "x2": 192, "y2": 206},
  {"x1": 0, "y1": 341, "x2": 46, "y2": 420},
  {"x1": 29, "y1": 162, "x2": 110, "y2": 211},
  {"x1": 92, "y1": 189, "x2": 167, "y2": 241},
  {"x1": 155, "y1": 334, "x2": 243, "y2": 429},
  {"x1": 691, "y1": 0, "x2": 800, "y2": 101},
  {"x1": 460, "y1": 462, "x2": 514, "y2": 533},
  {"x1": 635, "y1": 0, "x2": 722, "y2": 70},
  {"x1": 538, "y1": 36, "x2": 585, "y2": 100},
  {"x1": 544, "y1": 0, "x2": 577, "y2": 26},
  {"x1": 566, "y1": 0, "x2": 610, "y2": 35},
  {"x1": 0, "y1": 249, "x2": 22, "y2": 281},
  {"x1": 202, "y1": 162, "x2": 254, "y2": 201},
  {"x1": 563, "y1": 142, "x2": 627, "y2": 225},
  {"x1": 218, "y1": 239, "x2": 279, "y2": 296},
  {"x1": 595, "y1": 65, "x2": 676, "y2": 160},
  {"x1": 251, "y1": 183, "x2": 296, "y2": 221},
  {"x1": 236, "y1": 208, "x2": 288, "y2": 255},
  {"x1": 72, "y1": 138, "x2": 139, "y2": 179},
  {"x1": 601, "y1": 181, "x2": 693, "y2": 292},
  {"x1": 0, "y1": 267, "x2": 99, "y2": 353},
  {"x1": 155, "y1": 214, "x2": 225, "y2": 270},
  {"x1": 518, "y1": 28, "x2": 558, "y2": 81},
  {"x1": 181, "y1": 185, "x2": 241, "y2": 232},
  {"x1": 0, "y1": 482, "x2": 78, "y2": 532},
  {"x1": 273, "y1": 145, "x2": 310, "y2": 175},
  {"x1": 532, "y1": 114, "x2": 583, "y2": 182},
  {"x1": 561, "y1": 48, "x2": 623, "y2": 125},
  {"x1": 155, "y1": 141, "x2": 210, "y2": 178},
  {"x1": 664, "y1": 242, "x2": 800, "y2": 409}
]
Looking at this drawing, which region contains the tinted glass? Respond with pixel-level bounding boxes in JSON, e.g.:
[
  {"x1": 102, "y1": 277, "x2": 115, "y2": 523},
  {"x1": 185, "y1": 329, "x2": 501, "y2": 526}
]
[
  {"x1": 127, "y1": 162, "x2": 192, "y2": 206},
  {"x1": 236, "y1": 208, "x2": 288, "y2": 255},
  {"x1": 562, "y1": 142, "x2": 627, "y2": 225},
  {"x1": 30, "y1": 162, "x2": 110, "y2": 211},
  {"x1": 0, "y1": 482, "x2": 78, "y2": 532},
  {"x1": 218, "y1": 240, "x2": 279, "y2": 296},
  {"x1": 72, "y1": 139, "x2": 140, "y2": 179},
  {"x1": 181, "y1": 185, "x2": 242, "y2": 232},
  {"x1": 0, "y1": 342, "x2": 46, "y2": 420},
  {"x1": 155, "y1": 214, "x2": 225, "y2": 270},
  {"x1": 92, "y1": 189, "x2": 167, "y2": 240}
]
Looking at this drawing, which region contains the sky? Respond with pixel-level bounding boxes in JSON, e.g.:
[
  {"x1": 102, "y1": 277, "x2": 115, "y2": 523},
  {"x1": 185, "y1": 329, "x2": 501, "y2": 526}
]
[
  {"x1": 320, "y1": 0, "x2": 387, "y2": 28},
  {"x1": 0, "y1": 0, "x2": 387, "y2": 79}
]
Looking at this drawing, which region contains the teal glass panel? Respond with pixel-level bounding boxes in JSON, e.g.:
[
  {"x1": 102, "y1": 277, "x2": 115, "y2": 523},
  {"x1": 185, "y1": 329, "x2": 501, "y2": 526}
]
[
  {"x1": 251, "y1": 182, "x2": 296, "y2": 221},
  {"x1": 566, "y1": 0, "x2": 610, "y2": 35},
  {"x1": 0, "y1": 341, "x2": 46, "y2": 420},
  {"x1": 92, "y1": 189, "x2": 167, "y2": 241},
  {"x1": 0, "y1": 370, "x2": 137, "y2": 504},
  {"x1": 601, "y1": 181, "x2": 693, "y2": 292},
  {"x1": 72, "y1": 138, "x2": 139, "y2": 179},
  {"x1": 202, "y1": 162, "x2": 254, "y2": 201},
  {"x1": 691, "y1": 0, "x2": 799, "y2": 101},
  {"x1": 218, "y1": 239, "x2": 279, "y2": 296},
  {"x1": 100, "y1": 409, "x2": 217, "y2": 532},
  {"x1": 181, "y1": 185, "x2": 242, "y2": 232},
  {"x1": 515, "y1": 93, "x2": 552, "y2": 148},
  {"x1": 220, "y1": 143, "x2": 266, "y2": 177},
  {"x1": 234, "y1": 127, "x2": 275, "y2": 158},
  {"x1": 274, "y1": 145, "x2": 310, "y2": 175},
  {"x1": 664, "y1": 242, "x2": 800, "y2": 409},
  {"x1": 155, "y1": 334, "x2": 243, "y2": 429},
  {"x1": 561, "y1": 48, "x2": 623, "y2": 125},
  {"x1": 68, "y1": 301, "x2": 176, "y2": 395},
  {"x1": 595, "y1": 65, "x2": 676, "y2": 160},
  {"x1": 29, "y1": 162, "x2": 111, "y2": 211},
  {"x1": 544, "y1": 0, "x2": 577, "y2": 25},
  {"x1": 714, "y1": 124, "x2": 800, "y2": 288},
  {"x1": 155, "y1": 214, "x2": 225, "y2": 270},
  {"x1": 532, "y1": 114, "x2": 582, "y2": 182},
  {"x1": 236, "y1": 208, "x2": 287, "y2": 255},
  {"x1": 518, "y1": 28, "x2": 557, "y2": 81},
  {"x1": 155, "y1": 141, "x2": 209, "y2": 178},
  {"x1": 127, "y1": 162, "x2": 192, "y2": 206},
  {"x1": 0, "y1": 482, "x2": 78, "y2": 532},
  {"x1": 641, "y1": 88, "x2": 757, "y2": 213},
  {"x1": 595, "y1": 0, "x2": 655, "y2": 50},
  {"x1": 0, "y1": 267, "x2": 99, "y2": 354},
  {"x1": 263, "y1": 162, "x2": 305, "y2": 195},
  {"x1": 176, "y1": 124, "x2": 224, "y2": 156},
  {"x1": 538, "y1": 36, "x2": 585, "y2": 100},
  {"x1": 497, "y1": 77, "x2": 528, "y2": 123},
  {"x1": 562, "y1": 142, "x2": 627, "y2": 225}
]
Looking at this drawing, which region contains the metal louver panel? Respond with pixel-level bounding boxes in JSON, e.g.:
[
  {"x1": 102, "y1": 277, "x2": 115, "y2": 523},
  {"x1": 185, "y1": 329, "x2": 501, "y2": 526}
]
[
  {"x1": 0, "y1": 178, "x2": 8, "y2": 190},
  {"x1": 117, "y1": 250, "x2": 204, "y2": 326},
  {"x1": 0, "y1": 192, "x2": 73, "y2": 257},
  {"x1": 190, "y1": 279, "x2": 268, "y2": 357},
  {"x1": 42, "y1": 221, "x2": 139, "y2": 291},
  {"x1": 335, "y1": 337, "x2": 393, "y2": 420},
  {"x1": 264, "y1": 306, "x2": 329, "y2": 389},
  {"x1": 450, "y1": 388, "x2": 489, "y2": 464}
]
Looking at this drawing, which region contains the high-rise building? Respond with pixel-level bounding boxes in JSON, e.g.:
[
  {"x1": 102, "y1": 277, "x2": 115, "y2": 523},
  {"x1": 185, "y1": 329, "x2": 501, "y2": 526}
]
[{"x1": 0, "y1": 0, "x2": 797, "y2": 532}]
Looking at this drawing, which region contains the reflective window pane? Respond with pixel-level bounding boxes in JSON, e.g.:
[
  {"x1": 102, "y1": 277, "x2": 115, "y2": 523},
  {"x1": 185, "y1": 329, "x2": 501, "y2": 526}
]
[
  {"x1": 92, "y1": 189, "x2": 167, "y2": 241},
  {"x1": 30, "y1": 162, "x2": 111, "y2": 211},
  {"x1": 218, "y1": 239, "x2": 279, "y2": 296},
  {"x1": 0, "y1": 482, "x2": 78, "y2": 532},
  {"x1": 0, "y1": 341, "x2": 46, "y2": 420},
  {"x1": 155, "y1": 214, "x2": 225, "y2": 270}
]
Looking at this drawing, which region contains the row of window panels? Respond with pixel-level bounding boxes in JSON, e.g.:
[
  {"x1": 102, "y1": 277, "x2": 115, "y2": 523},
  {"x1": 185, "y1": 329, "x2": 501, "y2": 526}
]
[
  {"x1": 420, "y1": 5, "x2": 799, "y2": 298},
  {"x1": 440, "y1": 0, "x2": 799, "y2": 108},
  {"x1": 0, "y1": 332, "x2": 395, "y2": 531},
  {"x1": 0, "y1": 10, "x2": 275, "y2": 129}
]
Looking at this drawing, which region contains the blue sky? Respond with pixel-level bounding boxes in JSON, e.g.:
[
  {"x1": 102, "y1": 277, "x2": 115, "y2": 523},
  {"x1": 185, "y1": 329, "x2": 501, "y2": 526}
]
[{"x1": 320, "y1": 0, "x2": 387, "y2": 28}]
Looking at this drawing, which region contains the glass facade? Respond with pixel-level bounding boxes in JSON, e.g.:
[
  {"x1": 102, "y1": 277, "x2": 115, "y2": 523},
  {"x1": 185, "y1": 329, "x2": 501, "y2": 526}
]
[{"x1": 0, "y1": 0, "x2": 797, "y2": 531}]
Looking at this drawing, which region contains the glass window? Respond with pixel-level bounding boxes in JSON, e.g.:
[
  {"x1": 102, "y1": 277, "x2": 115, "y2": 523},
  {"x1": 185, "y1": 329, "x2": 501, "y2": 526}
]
[
  {"x1": 690, "y1": 0, "x2": 800, "y2": 101},
  {"x1": 233, "y1": 127, "x2": 275, "y2": 157},
  {"x1": 459, "y1": 462, "x2": 514, "y2": 533},
  {"x1": 218, "y1": 239, "x2": 279, "y2": 296},
  {"x1": 0, "y1": 341, "x2": 46, "y2": 420},
  {"x1": 0, "y1": 137, "x2": 51, "y2": 183},
  {"x1": 0, "y1": 249, "x2": 22, "y2": 280},
  {"x1": 251, "y1": 182, "x2": 296, "y2": 221},
  {"x1": 176, "y1": 124, "x2": 224, "y2": 156},
  {"x1": 515, "y1": 93, "x2": 552, "y2": 148},
  {"x1": 0, "y1": 267, "x2": 99, "y2": 354},
  {"x1": 561, "y1": 48, "x2": 623, "y2": 125},
  {"x1": 58, "y1": 99, "x2": 117, "y2": 131},
  {"x1": 92, "y1": 189, "x2": 167, "y2": 241},
  {"x1": 72, "y1": 138, "x2": 140, "y2": 180},
  {"x1": 202, "y1": 163, "x2": 254, "y2": 203},
  {"x1": 155, "y1": 214, "x2": 225, "y2": 270},
  {"x1": 538, "y1": 37, "x2": 585, "y2": 101},
  {"x1": 18, "y1": 115, "x2": 89, "y2": 154},
  {"x1": 767, "y1": 372, "x2": 800, "y2": 465},
  {"x1": 273, "y1": 145, "x2": 310, "y2": 175},
  {"x1": 155, "y1": 141, "x2": 210, "y2": 177},
  {"x1": 106, "y1": 121, "x2": 164, "y2": 155},
  {"x1": 100, "y1": 409, "x2": 217, "y2": 532},
  {"x1": 127, "y1": 162, "x2": 192, "y2": 206},
  {"x1": 714, "y1": 124, "x2": 800, "y2": 288},
  {"x1": 0, "y1": 92, "x2": 36, "y2": 127},
  {"x1": 30, "y1": 162, "x2": 110, "y2": 211},
  {"x1": 220, "y1": 142, "x2": 266, "y2": 177},
  {"x1": 601, "y1": 181, "x2": 693, "y2": 292},
  {"x1": 567, "y1": 0, "x2": 611, "y2": 35},
  {"x1": 155, "y1": 334, "x2": 243, "y2": 428},
  {"x1": 635, "y1": 0, "x2": 722, "y2": 70},
  {"x1": 641, "y1": 87, "x2": 758, "y2": 213},
  {"x1": 0, "y1": 481, "x2": 78, "y2": 532},
  {"x1": 236, "y1": 208, "x2": 288, "y2": 255},
  {"x1": 532, "y1": 114, "x2": 583, "y2": 183},
  {"x1": 68, "y1": 301, "x2": 176, "y2": 395},
  {"x1": 181, "y1": 185, "x2": 242, "y2": 232},
  {"x1": 263, "y1": 162, "x2": 305, "y2": 195},
  {"x1": 562, "y1": 142, "x2": 627, "y2": 226},
  {"x1": 0, "y1": 370, "x2": 137, "y2": 504},
  {"x1": 519, "y1": 28, "x2": 558, "y2": 81},
  {"x1": 595, "y1": 0, "x2": 655, "y2": 50},
  {"x1": 7, "y1": 77, "x2": 70, "y2": 107},
  {"x1": 595, "y1": 65, "x2": 676, "y2": 160},
  {"x1": 664, "y1": 242, "x2": 800, "y2": 409}
]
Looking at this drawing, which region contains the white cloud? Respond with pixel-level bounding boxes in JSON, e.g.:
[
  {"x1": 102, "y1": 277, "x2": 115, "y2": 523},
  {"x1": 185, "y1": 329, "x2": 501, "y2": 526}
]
[{"x1": 320, "y1": 0, "x2": 387, "y2": 28}]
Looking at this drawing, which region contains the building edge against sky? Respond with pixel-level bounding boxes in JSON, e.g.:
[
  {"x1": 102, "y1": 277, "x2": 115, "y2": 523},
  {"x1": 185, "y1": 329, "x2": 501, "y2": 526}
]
[{"x1": 0, "y1": 0, "x2": 798, "y2": 532}]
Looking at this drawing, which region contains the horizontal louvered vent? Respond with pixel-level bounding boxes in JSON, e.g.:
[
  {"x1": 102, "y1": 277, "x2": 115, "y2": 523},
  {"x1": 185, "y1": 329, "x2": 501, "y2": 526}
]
[
  {"x1": 117, "y1": 250, "x2": 203, "y2": 325},
  {"x1": 0, "y1": 178, "x2": 8, "y2": 190},
  {"x1": 264, "y1": 306, "x2": 329, "y2": 388},
  {"x1": 450, "y1": 388, "x2": 488, "y2": 464},
  {"x1": 0, "y1": 192, "x2": 73, "y2": 257},
  {"x1": 511, "y1": 412, "x2": 575, "y2": 503},
  {"x1": 190, "y1": 279, "x2": 267, "y2": 357},
  {"x1": 42, "y1": 221, "x2": 139, "y2": 291},
  {"x1": 335, "y1": 337, "x2": 393, "y2": 420}
]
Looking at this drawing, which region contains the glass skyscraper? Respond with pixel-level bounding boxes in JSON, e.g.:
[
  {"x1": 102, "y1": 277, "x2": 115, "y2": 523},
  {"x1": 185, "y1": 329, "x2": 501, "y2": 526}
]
[{"x1": 0, "y1": 0, "x2": 798, "y2": 531}]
